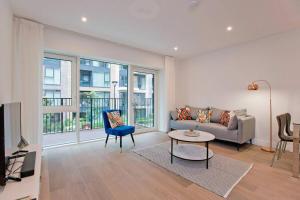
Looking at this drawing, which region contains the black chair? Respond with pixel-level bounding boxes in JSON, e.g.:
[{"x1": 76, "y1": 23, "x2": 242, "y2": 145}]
[{"x1": 271, "y1": 113, "x2": 295, "y2": 166}]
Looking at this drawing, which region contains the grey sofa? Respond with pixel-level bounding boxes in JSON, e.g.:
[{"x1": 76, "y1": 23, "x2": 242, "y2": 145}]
[{"x1": 169, "y1": 107, "x2": 255, "y2": 150}]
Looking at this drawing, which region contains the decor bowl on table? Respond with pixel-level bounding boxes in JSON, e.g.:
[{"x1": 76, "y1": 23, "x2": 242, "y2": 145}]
[{"x1": 184, "y1": 130, "x2": 200, "y2": 137}]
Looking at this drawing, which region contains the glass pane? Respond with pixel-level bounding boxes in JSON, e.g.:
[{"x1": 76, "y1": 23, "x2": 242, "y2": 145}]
[
  {"x1": 80, "y1": 58, "x2": 110, "y2": 88},
  {"x1": 42, "y1": 57, "x2": 72, "y2": 106},
  {"x1": 93, "y1": 72, "x2": 103, "y2": 87},
  {"x1": 79, "y1": 59, "x2": 128, "y2": 141},
  {"x1": 42, "y1": 112, "x2": 77, "y2": 147},
  {"x1": 133, "y1": 72, "x2": 154, "y2": 129}
]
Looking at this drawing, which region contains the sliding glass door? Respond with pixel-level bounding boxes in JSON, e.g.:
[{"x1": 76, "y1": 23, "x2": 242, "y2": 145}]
[
  {"x1": 42, "y1": 53, "x2": 77, "y2": 147},
  {"x1": 130, "y1": 67, "x2": 158, "y2": 132},
  {"x1": 78, "y1": 58, "x2": 128, "y2": 142}
]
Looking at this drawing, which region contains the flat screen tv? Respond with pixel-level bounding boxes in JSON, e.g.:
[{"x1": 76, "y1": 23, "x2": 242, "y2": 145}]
[{"x1": 0, "y1": 102, "x2": 22, "y2": 186}]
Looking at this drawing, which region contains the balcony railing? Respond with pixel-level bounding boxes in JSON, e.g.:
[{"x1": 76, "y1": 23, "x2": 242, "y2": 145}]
[
  {"x1": 42, "y1": 98, "x2": 72, "y2": 106},
  {"x1": 133, "y1": 98, "x2": 154, "y2": 128},
  {"x1": 42, "y1": 97, "x2": 154, "y2": 134}
]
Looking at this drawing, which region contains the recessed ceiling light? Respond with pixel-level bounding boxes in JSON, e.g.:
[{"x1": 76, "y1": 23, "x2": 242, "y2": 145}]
[
  {"x1": 226, "y1": 26, "x2": 233, "y2": 31},
  {"x1": 189, "y1": 0, "x2": 200, "y2": 8},
  {"x1": 81, "y1": 17, "x2": 87, "y2": 22},
  {"x1": 174, "y1": 46, "x2": 179, "y2": 51}
]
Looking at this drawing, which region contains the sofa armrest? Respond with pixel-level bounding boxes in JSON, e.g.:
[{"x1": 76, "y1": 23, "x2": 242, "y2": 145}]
[{"x1": 237, "y1": 115, "x2": 255, "y2": 144}]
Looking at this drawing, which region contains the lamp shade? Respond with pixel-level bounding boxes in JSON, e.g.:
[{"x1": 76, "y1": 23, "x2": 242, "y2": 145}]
[{"x1": 248, "y1": 82, "x2": 258, "y2": 90}]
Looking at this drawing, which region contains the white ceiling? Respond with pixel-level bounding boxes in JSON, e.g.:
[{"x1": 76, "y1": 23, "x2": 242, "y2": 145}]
[{"x1": 10, "y1": 0, "x2": 300, "y2": 58}]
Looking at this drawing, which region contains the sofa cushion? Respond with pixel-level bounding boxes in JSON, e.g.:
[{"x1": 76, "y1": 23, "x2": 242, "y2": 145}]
[
  {"x1": 170, "y1": 120, "x2": 200, "y2": 130},
  {"x1": 197, "y1": 123, "x2": 238, "y2": 142},
  {"x1": 107, "y1": 125, "x2": 135, "y2": 136},
  {"x1": 176, "y1": 107, "x2": 192, "y2": 120},
  {"x1": 186, "y1": 105, "x2": 208, "y2": 120},
  {"x1": 220, "y1": 111, "x2": 230, "y2": 126},
  {"x1": 228, "y1": 111, "x2": 238, "y2": 130},
  {"x1": 210, "y1": 107, "x2": 224, "y2": 123},
  {"x1": 170, "y1": 111, "x2": 178, "y2": 120},
  {"x1": 196, "y1": 109, "x2": 212, "y2": 123}
]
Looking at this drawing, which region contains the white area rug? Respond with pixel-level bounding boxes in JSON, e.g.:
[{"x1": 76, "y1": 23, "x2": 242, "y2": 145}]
[{"x1": 133, "y1": 142, "x2": 253, "y2": 198}]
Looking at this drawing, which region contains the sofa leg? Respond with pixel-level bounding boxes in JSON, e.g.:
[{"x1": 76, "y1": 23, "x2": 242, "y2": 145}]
[
  {"x1": 105, "y1": 134, "x2": 109, "y2": 147},
  {"x1": 250, "y1": 139, "x2": 253, "y2": 144},
  {"x1": 115, "y1": 135, "x2": 117, "y2": 143},
  {"x1": 237, "y1": 144, "x2": 240, "y2": 151}
]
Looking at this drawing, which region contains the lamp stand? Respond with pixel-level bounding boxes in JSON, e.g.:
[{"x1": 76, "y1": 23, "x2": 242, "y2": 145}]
[
  {"x1": 252, "y1": 80, "x2": 274, "y2": 153},
  {"x1": 261, "y1": 95, "x2": 274, "y2": 152},
  {"x1": 261, "y1": 147, "x2": 274, "y2": 152}
]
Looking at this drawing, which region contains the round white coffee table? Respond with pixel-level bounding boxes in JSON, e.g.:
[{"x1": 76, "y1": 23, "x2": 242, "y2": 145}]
[{"x1": 168, "y1": 130, "x2": 215, "y2": 169}]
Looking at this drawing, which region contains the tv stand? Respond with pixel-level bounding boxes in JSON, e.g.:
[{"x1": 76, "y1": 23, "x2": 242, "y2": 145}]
[{"x1": 0, "y1": 145, "x2": 41, "y2": 200}]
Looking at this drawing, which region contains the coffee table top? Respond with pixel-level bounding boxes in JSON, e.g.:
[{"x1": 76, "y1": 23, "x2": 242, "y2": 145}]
[{"x1": 168, "y1": 130, "x2": 215, "y2": 143}]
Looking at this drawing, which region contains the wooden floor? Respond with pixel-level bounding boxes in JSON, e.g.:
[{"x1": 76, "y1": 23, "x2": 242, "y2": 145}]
[{"x1": 40, "y1": 132, "x2": 300, "y2": 200}]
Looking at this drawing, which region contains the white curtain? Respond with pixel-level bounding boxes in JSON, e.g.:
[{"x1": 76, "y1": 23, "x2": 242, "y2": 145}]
[{"x1": 12, "y1": 18, "x2": 44, "y2": 144}]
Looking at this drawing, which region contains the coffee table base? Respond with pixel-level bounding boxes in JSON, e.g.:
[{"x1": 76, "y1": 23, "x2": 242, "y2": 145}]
[{"x1": 169, "y1": 144, "x2": 214, "y2": 161}]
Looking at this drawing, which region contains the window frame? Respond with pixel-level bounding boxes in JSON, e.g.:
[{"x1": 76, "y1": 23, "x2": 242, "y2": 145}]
[
  {"x1": 43, "y1": 53, "x2": 77, "y2": 113},
  {"x1": 43, "y1": 89, "x2": 61, "y2": 99},
  {"x1": 43, "y1": 58, "x2": 62, "y2": 86}
]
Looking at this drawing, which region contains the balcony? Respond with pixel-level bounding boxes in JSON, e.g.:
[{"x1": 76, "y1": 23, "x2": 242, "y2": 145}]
[{"x1": 42, "y1": 97, "x2": 154, "y2": 144}]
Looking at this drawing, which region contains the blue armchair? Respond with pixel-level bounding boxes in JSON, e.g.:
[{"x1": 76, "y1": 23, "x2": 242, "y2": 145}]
[{"x1": 102, "y1": 109, "x2": 135, "y2": 150}]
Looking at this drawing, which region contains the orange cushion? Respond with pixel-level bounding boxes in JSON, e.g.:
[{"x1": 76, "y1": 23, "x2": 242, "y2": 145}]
[
  {"x1": 176, "y1": 107, "x2": 192, "y2": 120},
  {"x1": 107, "y1": 111, "x2": 124, "y2": 128},
  {"x1": 220, "y1": 111, "x2": 230, "y2": 127}
]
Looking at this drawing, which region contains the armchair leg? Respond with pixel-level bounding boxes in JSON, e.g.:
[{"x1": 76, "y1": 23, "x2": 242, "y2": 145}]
[
  {"x1": 115, "y1": 135, "x2": 117, "y2": 143},
  {"x1": 250, "y1": 139, "x2": 252, "y2": 144},
  {"x1": 237, "y1": 143, "x2": 240, "y2": 151},
  {"x1": 120, "y1": 136, "x2": 122, "y2": 152},
  {"x1": 105, "y1": 134, "x2": 109, "y2": 147},
  {"x1": 130, "y1": 133, "x2": 135, "y2": 146}
]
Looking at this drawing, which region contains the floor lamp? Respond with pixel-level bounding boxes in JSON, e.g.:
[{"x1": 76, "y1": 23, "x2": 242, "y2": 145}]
[{"x1": 248, "y1": 80, "x2": 274, "y2": 153}]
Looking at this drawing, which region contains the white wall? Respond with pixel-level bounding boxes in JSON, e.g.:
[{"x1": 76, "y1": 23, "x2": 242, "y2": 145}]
[
  {"x1": 159, "y1": 56, "x2": 176, "y2": 132},
  {"x1": 44, "y1": 26, "x2": 164, "y2": 69},
  {"x1": 176, "y1": 28, "x2": 300, "y2": 148},
  {"x1": 0, "y1": 0, "x2": 13, "y2": 103}
]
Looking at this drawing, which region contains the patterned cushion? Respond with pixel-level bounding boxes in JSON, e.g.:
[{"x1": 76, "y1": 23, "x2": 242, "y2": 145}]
[
  {"x1": 220, "y1": 111, "x2": 230, "y2": 126},
  {"x1": 228, "y1": 111, "x2": 238, "y2": 130},
  {"x1": 196, "y1": 109, "x2": 212, "y2": 123},
  {"x1": 176, "y1": 107, "x2": 192, "y2": 120},
  {"x1": 107, "y1": 111, "x2": 124, "y2": 128},
  {"x1": 186, "y1": 105, "x2": 209, "y2": 120}
]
